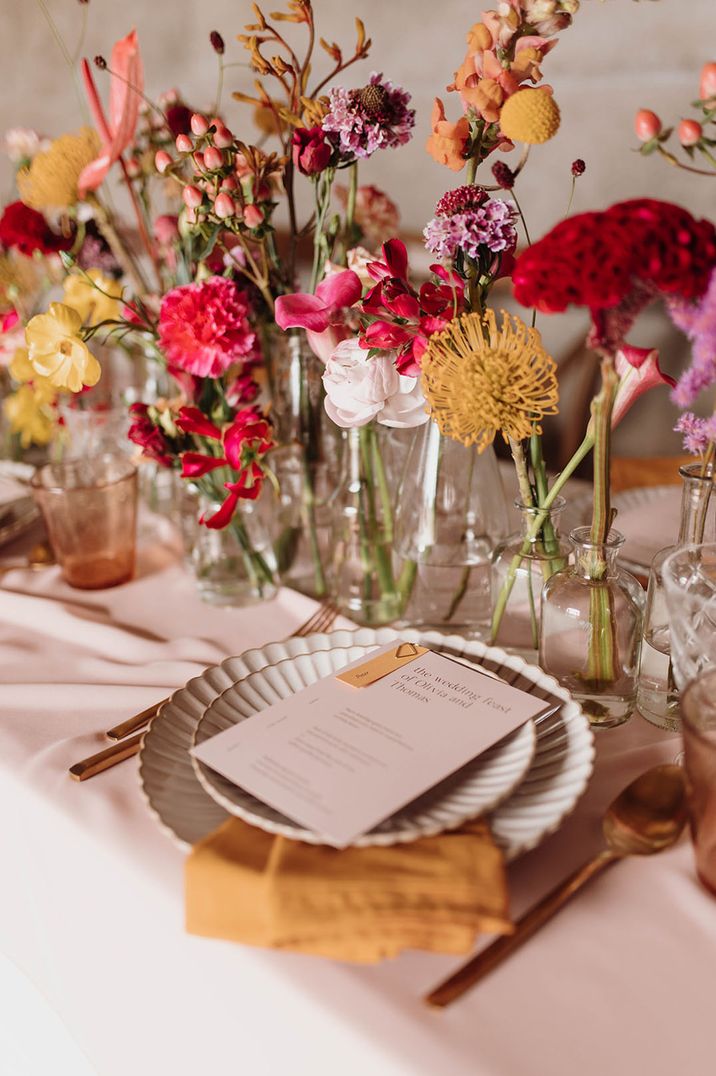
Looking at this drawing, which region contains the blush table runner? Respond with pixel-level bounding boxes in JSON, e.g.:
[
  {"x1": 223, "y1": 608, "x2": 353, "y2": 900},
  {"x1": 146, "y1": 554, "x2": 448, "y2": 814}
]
[{"x1": 0, "y1": 518, "x2": 713, "y2": 1076}]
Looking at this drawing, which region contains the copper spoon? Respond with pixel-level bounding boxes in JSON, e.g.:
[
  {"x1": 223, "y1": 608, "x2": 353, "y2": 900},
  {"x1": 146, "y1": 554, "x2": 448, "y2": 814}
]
[{"x1": 426, "y1": 763, "x2": 689, "y2": 1008}]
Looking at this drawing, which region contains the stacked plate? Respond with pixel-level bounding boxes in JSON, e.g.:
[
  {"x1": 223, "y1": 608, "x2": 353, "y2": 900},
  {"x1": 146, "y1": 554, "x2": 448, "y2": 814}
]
[{"x1": 139, "y1": 628, "x2": 595, "y2": 860}]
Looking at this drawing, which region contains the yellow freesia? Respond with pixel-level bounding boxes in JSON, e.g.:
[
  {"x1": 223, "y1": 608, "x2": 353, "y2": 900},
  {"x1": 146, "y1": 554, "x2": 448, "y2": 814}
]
[
  {"x1": 63, "y1": 269, "x2": 122, "y2": 326},
  {"x1": 3, "y1": 384, "x2": 56, "y2": 447},
  {"x1": 25, "y1": 303, "x2": 101, "y2": 393}
]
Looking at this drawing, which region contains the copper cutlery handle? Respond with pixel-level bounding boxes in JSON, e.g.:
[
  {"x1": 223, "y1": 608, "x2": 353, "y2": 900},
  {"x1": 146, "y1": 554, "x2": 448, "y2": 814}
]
[
  {"x1": 69, "y1": 732, "x2": 144, "y2": 781},
  {"x1": 106, "y1": 700, "x2": 166, "y2": 741},
  {"x1": 425, "y1": 850, "x2": 618, "y2": 1008}
]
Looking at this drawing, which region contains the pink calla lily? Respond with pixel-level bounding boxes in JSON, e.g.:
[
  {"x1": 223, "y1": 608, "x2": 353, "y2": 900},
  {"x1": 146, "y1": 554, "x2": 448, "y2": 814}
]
[
  {"x1": 79, "y1": 29, "x2": 144, "y2": 193},
  {"x1": 274, "y1": 269, "x2": 362, "y2": 363},
  {"x1": 611, "y1": 344, "x2": 676, "y2": 428}
]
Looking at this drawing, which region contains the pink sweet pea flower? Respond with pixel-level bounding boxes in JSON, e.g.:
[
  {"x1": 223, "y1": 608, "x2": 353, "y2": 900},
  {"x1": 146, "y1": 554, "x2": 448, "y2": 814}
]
[
  {"x1": 274, "y1": 269, "x2": 362, "y2": 363},
  {"x1": 611, "y1": 344, "x2": 676, "y2": 427},
  {"x1": 79, "y1": 29, "x2": 144, "y2": 193}
]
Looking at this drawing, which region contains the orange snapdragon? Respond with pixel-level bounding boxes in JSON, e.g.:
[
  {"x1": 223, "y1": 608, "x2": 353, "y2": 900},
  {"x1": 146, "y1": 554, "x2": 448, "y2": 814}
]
[{"x1": 425, "y1": 99, "x2": 470, "y2": 172}]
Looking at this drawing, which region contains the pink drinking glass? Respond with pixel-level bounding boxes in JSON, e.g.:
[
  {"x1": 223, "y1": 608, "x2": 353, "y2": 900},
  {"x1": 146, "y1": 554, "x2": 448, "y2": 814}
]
[
  {"x1": 681, "y1": 669, "x2": 716, "y2": 897},
  {"x1": 31, "y1": 454, "x2": 138, "y2": 589}
]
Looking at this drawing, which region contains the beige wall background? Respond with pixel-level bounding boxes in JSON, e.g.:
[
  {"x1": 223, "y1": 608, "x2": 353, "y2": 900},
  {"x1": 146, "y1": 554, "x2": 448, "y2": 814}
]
[{"x1": 1, "y1": 0, "x2": 715, "y2": 454}]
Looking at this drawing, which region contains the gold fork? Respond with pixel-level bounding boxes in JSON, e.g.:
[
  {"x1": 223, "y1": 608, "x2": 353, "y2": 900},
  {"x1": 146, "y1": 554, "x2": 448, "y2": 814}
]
[{"x1": 68, "y1": 599, "x2": 341, "y2": 781}]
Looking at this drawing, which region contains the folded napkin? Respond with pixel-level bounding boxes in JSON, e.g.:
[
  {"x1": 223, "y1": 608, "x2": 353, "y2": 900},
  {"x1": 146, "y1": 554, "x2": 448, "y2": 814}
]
[{"x1": 185, "y1": 817, "x2": 511, "y2": 963}]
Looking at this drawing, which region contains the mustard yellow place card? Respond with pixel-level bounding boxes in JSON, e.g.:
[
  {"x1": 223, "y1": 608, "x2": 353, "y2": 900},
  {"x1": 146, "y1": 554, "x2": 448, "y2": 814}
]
[{"x1": 191, "y1": 644, "x2": 555, "y2": 848}]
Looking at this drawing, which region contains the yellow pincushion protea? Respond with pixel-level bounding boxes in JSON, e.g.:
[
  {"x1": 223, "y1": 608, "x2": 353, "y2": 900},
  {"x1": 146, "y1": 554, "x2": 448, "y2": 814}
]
[
  {"x1": 499, "y1": 88, "x2": 561, "y2": 145},
  {"x1": 421, "y1": 310, "x2": 559, "y2": 452},
  {"x1": 17, "y1": 127, "x2": 100, "y2": 211}
]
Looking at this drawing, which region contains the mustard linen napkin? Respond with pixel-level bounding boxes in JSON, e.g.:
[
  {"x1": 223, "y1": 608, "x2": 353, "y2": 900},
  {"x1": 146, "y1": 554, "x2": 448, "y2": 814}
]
[{"x1": 185, "y1": 817, "x2": 511, "y2": 963}]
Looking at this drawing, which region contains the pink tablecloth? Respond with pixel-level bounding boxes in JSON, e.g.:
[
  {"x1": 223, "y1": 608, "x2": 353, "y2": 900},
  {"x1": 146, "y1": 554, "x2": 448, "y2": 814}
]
[{"x1": 0, "y1": 525, "x2": 714, "y2": 1076}]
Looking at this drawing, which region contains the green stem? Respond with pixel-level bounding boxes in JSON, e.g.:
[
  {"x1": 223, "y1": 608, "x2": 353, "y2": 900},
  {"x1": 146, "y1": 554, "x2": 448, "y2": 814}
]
[
  {"x1": 490, "y1": 433, "x2": 594, "y2": 642},
  {"x1": 359, "y1": 426, "x2": 395, "y2": 597}
]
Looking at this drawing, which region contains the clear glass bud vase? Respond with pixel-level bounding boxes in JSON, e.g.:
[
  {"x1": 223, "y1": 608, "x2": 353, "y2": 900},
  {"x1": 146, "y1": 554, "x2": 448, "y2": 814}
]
[
  {"x1": 330, "y1": 423, "x2": 405, "y2": 626},
  {"x1": 393, "y1": 420, "x2": 509, "y2": 636},
  {"x1": 491, "y1": 498, "x2": 571, "y2": 650},
  {"x1": 540, "y1": 527, "x2": 646, "y2": 728},
  {"x1": 187, "y1": 493, "x2": 278, "y2": 607},
  {"x1": 267, "y1": 331, "x2": 340, "y2": 599},
  {"x1": 637, "y1": 462, "x2": 714, "y2": 729}
]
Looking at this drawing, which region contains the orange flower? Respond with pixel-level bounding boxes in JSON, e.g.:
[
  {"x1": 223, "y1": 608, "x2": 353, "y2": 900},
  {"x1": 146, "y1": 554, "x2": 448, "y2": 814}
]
[
  {"x1": 425, "y1": 99, "x2": 470, "y2": 171},
  {"x1": 465, "y1": 22, "x2": 493, "y2": 53}
]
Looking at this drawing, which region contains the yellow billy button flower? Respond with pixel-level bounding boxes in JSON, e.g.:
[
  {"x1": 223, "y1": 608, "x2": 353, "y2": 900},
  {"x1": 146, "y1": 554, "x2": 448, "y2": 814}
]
[
  {"x1": 25, "y1": 303, "x2": 101, "y2": 393},
  {"x1": 63, "y1": 269, "x2": 122, "y2": 327},
  {"x1": 3, "y1": 384, "x2": 56, "y2": 448},
  {"x1": 499, "y1": 88, "x2": 561, "y2": 145},
  {"x1": 421, "y1": 310, "x2": 559, "y2": 452}
]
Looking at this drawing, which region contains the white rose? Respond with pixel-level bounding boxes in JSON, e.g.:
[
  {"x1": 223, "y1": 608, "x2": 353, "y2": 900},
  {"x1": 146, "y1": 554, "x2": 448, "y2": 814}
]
[
  {"x1": 323, "y1": 338, "x2": 399, "y2": 428},
  {"x1": 323, "y1": 338, "x2": 429, "y2": 429},
  {"x1": 380, "y1": 374, "x2": 429, "y2": 428}
]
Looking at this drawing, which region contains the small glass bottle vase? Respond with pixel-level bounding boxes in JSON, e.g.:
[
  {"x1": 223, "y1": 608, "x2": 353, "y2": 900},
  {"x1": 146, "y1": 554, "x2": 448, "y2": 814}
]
[
  {"x1": 637, "y1": 463, "x2": 714, "y2": 730},
  {"x1": 330, "y1": 423, "x2": 404, "y2": 627},
  {"x1": 267, "y1": 331, "x2": 340, "y2": 599},
  {"x1": 393, "y1": 421, "x2": 509, "y2": 636},
  {"x1": 491, "y1": 499, "x2": 571, "y2": 650},
  {"x1": 540, "y1": 527, "x2": 646, "y2": 728},
  {"x1": 188, "y1": 494, "x2": 278, "y2": 607}
]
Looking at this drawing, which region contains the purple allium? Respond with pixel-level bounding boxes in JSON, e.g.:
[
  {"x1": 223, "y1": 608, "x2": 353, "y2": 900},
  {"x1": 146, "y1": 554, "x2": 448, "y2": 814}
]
[
  {"x1": 424, "y1": 198, "x2": 517, "y2": 260},
  {"x1": 669, "y1": 267, "x2": 716, "y2": 407},
  {"x1": 674, "y1": 412, "x2": 716, "y2": 456},
  {"x1": 322, "y1": 73, "x2": 415, "y2": 161}
]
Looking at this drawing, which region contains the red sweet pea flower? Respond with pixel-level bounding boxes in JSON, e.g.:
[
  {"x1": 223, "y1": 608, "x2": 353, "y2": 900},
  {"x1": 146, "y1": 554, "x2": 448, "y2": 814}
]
[
  {"x1": 177, "y1": 406, "x2": 274, "y2": 528},
  {"x1": 0, "y1": 201, "x2": 73, "y2": 256}
]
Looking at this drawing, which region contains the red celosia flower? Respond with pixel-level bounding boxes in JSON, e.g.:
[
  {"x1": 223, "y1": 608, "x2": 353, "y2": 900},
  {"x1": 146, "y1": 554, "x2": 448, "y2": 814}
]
[
  {"x1": 127, "y1": 403, "x2": 173, "y2": 467},
  {"x1": 0, "y1": 201, "x2": 73, "y2": 256},
  {"x1": 158, "y1": 276, "x2": 258, "y2": 377}
]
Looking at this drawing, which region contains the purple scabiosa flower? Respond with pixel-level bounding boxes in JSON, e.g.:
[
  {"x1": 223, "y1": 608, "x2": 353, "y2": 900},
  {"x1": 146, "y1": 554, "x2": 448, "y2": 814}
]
[
  {"x1": 669, "y1": 267, "x2": 716, "y2": 407},
  {"x1": 423, "y1": 190, "x2": 518, "y2": 261},
  {"x1": 674, "y1": 412, "x2": 714, "y2": 456},
  {"x1": 322, "y1": 73, "x2": 415, "y2": 161}
]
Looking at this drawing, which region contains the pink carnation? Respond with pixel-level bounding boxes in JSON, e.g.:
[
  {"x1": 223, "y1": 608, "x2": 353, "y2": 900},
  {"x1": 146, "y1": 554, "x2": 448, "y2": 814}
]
[{"x1": 158, "y1": 276, "x2": 257, "y2": 377}]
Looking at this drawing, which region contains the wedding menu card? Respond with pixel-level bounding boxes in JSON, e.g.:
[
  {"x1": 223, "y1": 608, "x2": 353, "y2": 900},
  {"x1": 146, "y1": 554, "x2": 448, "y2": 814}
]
[{"x1": 192, "y1": 643, "x2": 556, "y2": 847}]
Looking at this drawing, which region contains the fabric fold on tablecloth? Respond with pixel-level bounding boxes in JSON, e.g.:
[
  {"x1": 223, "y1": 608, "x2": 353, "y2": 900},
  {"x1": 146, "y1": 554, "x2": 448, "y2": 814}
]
[{"x1": 185, "y1": 816, "x2": 511, "y2": 963}]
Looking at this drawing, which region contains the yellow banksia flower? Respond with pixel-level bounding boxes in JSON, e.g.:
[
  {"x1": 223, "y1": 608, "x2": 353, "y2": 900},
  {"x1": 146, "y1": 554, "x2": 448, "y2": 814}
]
[
  {"x1": 25, "y1": 303, "x2": 101, "y2": 393},
  {"x1": 499, "y1": 88, "x2": 561, "y2": 145},
  {"x1": 421, "y1": 310, "x2": 559, "y2": 452},
  {"x1": 63, "y1": 270, "x2": 122, "y2": 326},
  {"x1": 16, "y1": 127, "x2": 100, "y2": 211},
  {"x1": 3, "y1": 384, "x2": 56, "y2": 448}
]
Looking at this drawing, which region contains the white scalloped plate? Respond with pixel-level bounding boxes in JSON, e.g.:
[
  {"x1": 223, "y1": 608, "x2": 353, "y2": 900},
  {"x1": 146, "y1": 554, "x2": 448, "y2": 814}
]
[
  {"x1": 190, "y1": 645, "x2": 537, "y2": 847},
  {"x1": 139, "y1": 629, "x2": 594, "y2": 861}
]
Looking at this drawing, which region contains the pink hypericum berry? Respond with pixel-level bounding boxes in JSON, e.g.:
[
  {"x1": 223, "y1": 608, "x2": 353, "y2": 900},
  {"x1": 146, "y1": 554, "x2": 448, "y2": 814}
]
[
  {"x1": 213, "y1": 126, "x2": 234, "y2": 148},
  {"x1": 243, "y1": 204, "x2": 264, "y2": 228},
  {"x1": 182, "y1": 185, "x2": 203, "y2": 209},
  {"x1": 190, "y1": 112, "x2": 209, "y2": 136},
  {"x1": 203, "y1": 146, "x2": 224, "y2": 170},
  {"x1": 220, "y1": 175, "x2": 238, "y2": 191},
  {"x1": 193, "y1": 150, "x2": 205, "y2": 170},
  {"x1": 175, "y1": 134, "x2": 193, "y2": 153},
  {"x1": 634, "y1": 109, "x2": 661, "y2": 142},
  {"x1": 126, "y1": 157, "x2": 141, "y2": 177},
  {"x1": 155, "y1": 150, "x2": 173, "y2": 174},
  {"x1": 700, "y1": 62, "x2": 716, "y2": 101},
  {"x1": 214, "y1": 192, "x2": 236, "y2": 219},
  {"x1": 678, "y1": 119, "x2": 703, "y2": 147}
]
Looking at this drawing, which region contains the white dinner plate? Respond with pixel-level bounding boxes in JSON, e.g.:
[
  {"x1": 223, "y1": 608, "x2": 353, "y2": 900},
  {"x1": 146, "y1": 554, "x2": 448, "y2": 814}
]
[
  {"x1": 139, "y1": 629, "x2": 594, "y2": 861},
  {"x1": 191, "y1": 645, "x2": 537, "y2": 847}
]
